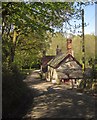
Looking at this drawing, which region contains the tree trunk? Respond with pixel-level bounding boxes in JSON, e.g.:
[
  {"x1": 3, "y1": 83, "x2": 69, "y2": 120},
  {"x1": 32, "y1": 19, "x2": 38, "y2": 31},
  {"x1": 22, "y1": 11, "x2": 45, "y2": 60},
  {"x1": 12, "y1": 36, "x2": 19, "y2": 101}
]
[{"x1": 9, "y1": 29, "x2": 18, "y2": 64}]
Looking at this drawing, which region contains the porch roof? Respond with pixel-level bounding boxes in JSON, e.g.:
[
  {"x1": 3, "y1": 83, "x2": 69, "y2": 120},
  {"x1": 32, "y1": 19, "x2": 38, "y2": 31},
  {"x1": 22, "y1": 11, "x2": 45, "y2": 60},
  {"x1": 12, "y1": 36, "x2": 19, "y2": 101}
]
[{"x1": 57, "y1": 69, "x2": 83, "y2": 79}]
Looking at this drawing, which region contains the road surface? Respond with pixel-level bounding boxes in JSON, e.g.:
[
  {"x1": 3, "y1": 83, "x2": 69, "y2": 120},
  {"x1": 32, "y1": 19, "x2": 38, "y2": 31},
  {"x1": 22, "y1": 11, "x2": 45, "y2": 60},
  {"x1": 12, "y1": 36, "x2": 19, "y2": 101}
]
[{"x1": 23, "y1": 70, "x2": 96, "y2": 119}]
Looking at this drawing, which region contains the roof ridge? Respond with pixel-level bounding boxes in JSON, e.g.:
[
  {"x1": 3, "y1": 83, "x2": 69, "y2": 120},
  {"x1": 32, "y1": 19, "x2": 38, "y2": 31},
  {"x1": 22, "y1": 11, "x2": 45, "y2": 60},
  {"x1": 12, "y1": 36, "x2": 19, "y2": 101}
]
[{"x1": 48, "y1": 53, "x2": 82, "y2": 68}]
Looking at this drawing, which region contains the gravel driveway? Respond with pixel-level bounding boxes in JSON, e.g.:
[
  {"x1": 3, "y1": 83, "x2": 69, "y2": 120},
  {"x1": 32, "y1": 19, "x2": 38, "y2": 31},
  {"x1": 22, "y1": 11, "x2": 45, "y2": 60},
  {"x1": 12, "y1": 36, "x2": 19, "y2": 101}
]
[{"x1": 23, "y1": 70, "x2": 96, "y2": 119}]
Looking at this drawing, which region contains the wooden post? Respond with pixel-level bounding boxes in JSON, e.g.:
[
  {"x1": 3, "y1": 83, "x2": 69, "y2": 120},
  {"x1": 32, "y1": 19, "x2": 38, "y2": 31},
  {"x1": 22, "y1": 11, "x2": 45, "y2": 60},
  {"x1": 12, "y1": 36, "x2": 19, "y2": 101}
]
[
  {"x1": 82, "y1": 9, "x2": 85, "y2": 73},
  {"x1": 82, "y1": 9, "x2": 86, "y2": 88}
]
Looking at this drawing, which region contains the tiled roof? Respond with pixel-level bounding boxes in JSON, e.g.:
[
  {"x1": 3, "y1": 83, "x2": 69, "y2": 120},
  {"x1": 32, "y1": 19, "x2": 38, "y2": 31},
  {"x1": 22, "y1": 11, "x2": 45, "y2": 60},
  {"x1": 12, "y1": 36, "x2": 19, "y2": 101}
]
[
  {"x1": 41, "y1": 56, "x2": 55, "y2": 67},
  {"x1": 48, "y1": 54, "x2": 82, "y2": 69},
  {"x1": 48, "y1": 53, "x2": 66, "y2": 68}
]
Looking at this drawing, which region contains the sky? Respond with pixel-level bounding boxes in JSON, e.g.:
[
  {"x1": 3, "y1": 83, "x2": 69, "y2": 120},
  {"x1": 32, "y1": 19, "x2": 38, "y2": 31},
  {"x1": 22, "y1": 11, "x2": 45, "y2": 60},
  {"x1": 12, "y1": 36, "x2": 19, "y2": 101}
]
[
  {"x1": 70, "y1": 3, "x2": 96, "y2": 36},
  {"x1": 54, "y1": 3, "x2": 96, "y2": 36},
  {"x1": 95, "y1": 3, "x2": 97, "y2": 36},
  {"x1": 84, "y1": 3, "x2": 95, "y2": 35}
]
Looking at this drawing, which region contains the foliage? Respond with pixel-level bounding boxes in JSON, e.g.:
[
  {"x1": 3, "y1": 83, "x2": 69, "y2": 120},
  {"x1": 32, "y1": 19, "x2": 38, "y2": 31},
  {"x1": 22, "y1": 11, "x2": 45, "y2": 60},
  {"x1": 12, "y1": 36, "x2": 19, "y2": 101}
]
[
  {"x1": 2, "y1": 69, "x2": 33, "y2": 118},
  {"x1": 14, "y1": 32, "x2": 50, "y2": 69},
  {"x1": 2, "y1": 2, "x2": 96, "y2": 118},
  {"x1": 2, "y1": 2, "x2": 82, "y2": 70},
  {"x1": 47, "y1": 33, "x2": 95, "y2": 67},
  {"x1": 46, "y1": 32, "x2": 67, "y2": 55},
  {"x1": 2, "y1": 2, "x2": 94, "y2": 74}
]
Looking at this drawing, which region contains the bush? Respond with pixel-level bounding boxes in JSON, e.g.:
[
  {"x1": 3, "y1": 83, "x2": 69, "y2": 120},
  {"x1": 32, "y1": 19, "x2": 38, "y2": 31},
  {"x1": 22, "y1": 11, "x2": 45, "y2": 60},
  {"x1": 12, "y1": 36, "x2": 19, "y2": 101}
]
[{"x1": 2, "y1": 64, "x2": 33, "y2": 118}]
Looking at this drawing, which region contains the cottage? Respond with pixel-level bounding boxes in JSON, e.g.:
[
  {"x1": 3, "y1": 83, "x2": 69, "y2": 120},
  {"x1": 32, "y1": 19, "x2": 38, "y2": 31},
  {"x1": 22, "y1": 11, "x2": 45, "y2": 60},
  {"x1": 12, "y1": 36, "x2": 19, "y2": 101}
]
[
  {"x1": 41, "y1": 38, "x2": 83, "y2": 87},
  {"x1": 47, "y1": 53, "x2": 83, "y2": 85}
]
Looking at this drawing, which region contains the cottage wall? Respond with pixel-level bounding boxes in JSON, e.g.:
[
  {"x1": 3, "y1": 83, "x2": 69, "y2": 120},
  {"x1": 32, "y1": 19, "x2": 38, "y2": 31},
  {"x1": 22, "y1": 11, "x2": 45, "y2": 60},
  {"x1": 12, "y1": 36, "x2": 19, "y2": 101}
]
[
  {"x1": 46, "y1": 66, "x2": 59, "y2": 84},
  {"x1": 57, "y1": 61, "x2": 82, "y2": 71},
  {"x1": 51, "y1": 69, "x2": 59, "y2": 84},
  {"x1": 46, "y1": 66, "x2": 54, "y2": 81},
  {"x1": 46, "y1": 66, "x2": 51, "y2": 81}
]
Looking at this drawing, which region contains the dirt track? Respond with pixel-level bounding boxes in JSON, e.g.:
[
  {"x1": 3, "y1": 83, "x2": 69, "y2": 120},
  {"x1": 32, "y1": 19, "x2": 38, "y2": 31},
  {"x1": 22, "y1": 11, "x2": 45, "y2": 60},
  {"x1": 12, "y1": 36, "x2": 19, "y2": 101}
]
[{"x1": 23, "y1": 70, "x2": 96, "y2": 119}]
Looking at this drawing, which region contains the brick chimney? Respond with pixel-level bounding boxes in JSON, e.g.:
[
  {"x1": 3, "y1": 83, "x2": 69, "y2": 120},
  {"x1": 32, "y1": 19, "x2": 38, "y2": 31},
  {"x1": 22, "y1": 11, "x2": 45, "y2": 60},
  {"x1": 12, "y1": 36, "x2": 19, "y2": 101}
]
[
  {"x1": 56, "y1": 45, "x2": 62, "y2": 55},
  {"x1": 67, "y1": 39, "x2": 74, "y2": 56}
]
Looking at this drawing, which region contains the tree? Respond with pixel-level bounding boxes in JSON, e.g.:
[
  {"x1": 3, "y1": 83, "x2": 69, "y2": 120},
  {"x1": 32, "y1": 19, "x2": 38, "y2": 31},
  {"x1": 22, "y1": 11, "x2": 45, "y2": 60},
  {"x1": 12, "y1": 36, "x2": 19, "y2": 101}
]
[{"x1": 2, "y1": 2, "x2": 87, "y2": 69}]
